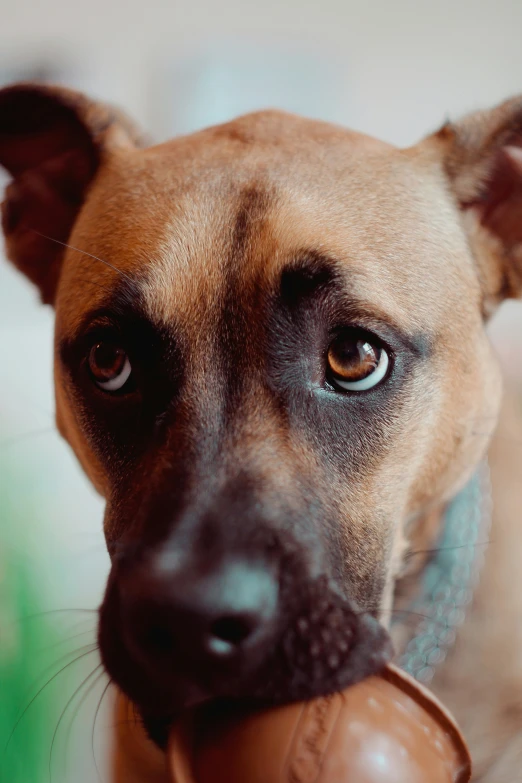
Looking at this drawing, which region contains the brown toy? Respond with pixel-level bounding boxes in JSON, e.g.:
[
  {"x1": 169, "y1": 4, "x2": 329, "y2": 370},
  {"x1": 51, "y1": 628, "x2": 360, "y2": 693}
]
[{"x1": 168, "y1": 664, "x2": 471, "y2": 783}]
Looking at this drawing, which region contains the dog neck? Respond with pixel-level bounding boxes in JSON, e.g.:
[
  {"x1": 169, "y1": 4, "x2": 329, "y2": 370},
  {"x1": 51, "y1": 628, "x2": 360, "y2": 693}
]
[{"x1": 391, "y1": 462, "x2": 492, "y2": 685}]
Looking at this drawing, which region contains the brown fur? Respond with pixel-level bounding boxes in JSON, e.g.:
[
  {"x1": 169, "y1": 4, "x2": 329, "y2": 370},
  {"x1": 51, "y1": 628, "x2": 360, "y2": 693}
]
[{"x1": 2, "y1": 84, "x2": 522, "y2": 781}]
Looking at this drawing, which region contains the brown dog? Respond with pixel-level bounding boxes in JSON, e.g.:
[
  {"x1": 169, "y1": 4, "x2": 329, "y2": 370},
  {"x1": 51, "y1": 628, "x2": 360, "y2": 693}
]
[{"x1": 1, "y1": 83, "x2": 522, "y2": 782}]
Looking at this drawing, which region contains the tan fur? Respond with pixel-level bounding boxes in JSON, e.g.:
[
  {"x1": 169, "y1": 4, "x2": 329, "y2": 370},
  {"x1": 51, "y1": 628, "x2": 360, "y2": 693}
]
[{"x1": 2, "y1": 85, "x2": 522, "y2": 781}]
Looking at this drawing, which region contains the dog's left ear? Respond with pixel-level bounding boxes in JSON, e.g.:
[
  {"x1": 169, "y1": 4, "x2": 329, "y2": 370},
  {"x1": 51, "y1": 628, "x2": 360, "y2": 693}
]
[
  {"x1": 427, "y1": 96, "x2": 522, "y2": 315},
  {"x1": 0, "y1": 83, "x2": 146, "y2": 304}
]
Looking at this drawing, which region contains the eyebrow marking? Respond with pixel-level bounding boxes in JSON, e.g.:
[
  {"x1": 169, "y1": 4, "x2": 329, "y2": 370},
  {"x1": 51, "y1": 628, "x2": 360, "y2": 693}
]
[
  {"x1": 60, "y1": 278, "x2": 149, "y2": 357},
  {"x1": 279, "y1": 251, "x2": 340, "y2": 306},
  {"x1": 100, "y1": 277, "x2": 147, "y2": 314},
  {"x1": 279, "y1": 250, "x2": 433, "y2": 359}
]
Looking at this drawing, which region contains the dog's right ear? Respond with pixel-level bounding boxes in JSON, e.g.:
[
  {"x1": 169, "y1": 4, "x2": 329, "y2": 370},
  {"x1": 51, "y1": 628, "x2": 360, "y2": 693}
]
[
  {"x1": 0, "y1": 83, "x2": 146, "y2": 304},
  {"x1": 423, "y1": 96, "x2": 522, "y2": 317}
]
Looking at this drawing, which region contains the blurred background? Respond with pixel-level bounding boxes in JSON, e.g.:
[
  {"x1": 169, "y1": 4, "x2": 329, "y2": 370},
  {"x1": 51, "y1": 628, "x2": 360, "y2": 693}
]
[{"x1": 1, "y1": 1, "x2": 522, "y2": 781}]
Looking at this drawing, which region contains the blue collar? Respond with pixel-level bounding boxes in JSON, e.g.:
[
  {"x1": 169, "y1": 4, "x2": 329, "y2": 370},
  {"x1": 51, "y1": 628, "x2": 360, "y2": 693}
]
[{"x1": 393, "y1": 462, "x2": 492, "y2": 685}]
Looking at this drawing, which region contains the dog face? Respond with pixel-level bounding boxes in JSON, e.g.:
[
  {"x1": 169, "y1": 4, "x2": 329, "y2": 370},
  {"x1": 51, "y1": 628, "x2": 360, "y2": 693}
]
[{"x1": 2, "y1": 85, "x2": 521, "y2": 740}]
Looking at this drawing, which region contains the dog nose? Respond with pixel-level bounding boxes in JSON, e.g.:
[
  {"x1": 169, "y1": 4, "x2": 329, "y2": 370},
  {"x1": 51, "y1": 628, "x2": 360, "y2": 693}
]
[{"x1": 120, "y1": 556, "x2": 279, "y2": 673}]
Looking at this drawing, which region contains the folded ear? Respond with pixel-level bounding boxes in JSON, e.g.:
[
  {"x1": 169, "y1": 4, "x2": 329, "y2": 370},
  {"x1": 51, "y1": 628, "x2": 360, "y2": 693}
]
[
  {"x1": 430, "y1": 96, "x2": 522, "y2": 316},
  {"x1": 0, "y1": 83, "x2": 146, "y2": 304}
]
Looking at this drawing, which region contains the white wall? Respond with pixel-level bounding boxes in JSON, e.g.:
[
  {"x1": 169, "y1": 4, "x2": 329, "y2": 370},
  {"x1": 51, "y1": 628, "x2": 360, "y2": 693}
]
[
  {"x1": 1, "y1": 2, "x2": 522, "y2": 780},
  {"x1": 4, "y1": 0, "x2": 522, "y2": 143}
]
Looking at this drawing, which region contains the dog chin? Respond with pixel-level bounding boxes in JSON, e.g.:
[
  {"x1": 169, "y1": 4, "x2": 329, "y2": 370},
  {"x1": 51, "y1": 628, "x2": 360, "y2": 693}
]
[{"x1": 100, "y1": 575, "x2": 393, "y2": 749}]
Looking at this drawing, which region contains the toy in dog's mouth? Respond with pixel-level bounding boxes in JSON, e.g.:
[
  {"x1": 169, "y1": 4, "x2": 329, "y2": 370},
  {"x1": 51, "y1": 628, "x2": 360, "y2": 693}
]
[
  {"x1": 168, "y1": 664, "x2": 472, "y2": 783},
  {"x1": 99, "y1": 573, "x2": 393, "y2": 748}
]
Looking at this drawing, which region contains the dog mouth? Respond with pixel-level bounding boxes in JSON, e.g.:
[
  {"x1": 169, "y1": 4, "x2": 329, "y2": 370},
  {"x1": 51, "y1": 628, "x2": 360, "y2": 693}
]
[{"x1": 99, "y1": 574, "x2": 393, "y2": 748}]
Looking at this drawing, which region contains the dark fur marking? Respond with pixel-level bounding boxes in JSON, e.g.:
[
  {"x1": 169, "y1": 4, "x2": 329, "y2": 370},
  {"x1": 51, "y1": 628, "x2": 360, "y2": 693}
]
[
  {"x1": 59, "y1": 278, "x2": 184, "y2": 487},
  {"x1": 279, "y1": 251, "x2": 340, "y2": 308},
  {"x1": 216, "y1": 185, "x2": 273, "y2": 417}
]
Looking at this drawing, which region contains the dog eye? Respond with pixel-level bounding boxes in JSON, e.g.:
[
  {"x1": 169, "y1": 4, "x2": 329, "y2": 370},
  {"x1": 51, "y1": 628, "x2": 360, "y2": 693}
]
[
  {"x1": 326, "y1": 332, "x2": 390, "y2": 392},
  {"x1": 88, "y1": 342, "x2": 132, "y2": 392}
]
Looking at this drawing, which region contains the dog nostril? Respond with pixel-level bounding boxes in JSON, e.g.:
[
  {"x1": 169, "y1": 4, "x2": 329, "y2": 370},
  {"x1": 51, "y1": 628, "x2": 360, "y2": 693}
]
[
  {"x1": 124, "y1": 559, "x2": 279, "y2": 666},
  {"x1": 208, "y1": 615, "x2": 256, "y2": 655}
]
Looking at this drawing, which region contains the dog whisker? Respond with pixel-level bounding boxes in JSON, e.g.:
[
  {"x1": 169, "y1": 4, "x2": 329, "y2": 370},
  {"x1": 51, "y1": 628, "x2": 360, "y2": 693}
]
[
  {"x1": 4, "y1": 645, "x2": 99, "y2": 755},
  {"x1": 42, "y1": 627, "x2": 97, "y2": 654},
  {"x1": 49, "y1": 663, "x2": 104, "y2": 783},
  {"x1": 388, "y1": 609, "x2": 452, "y2": 625},
  {"x1": 92, "y1": 680, "x2": 113, "y2": 783},
  {"x1": 366, "y1": 606, "x2": 466, "y2": 631},
  {"x1": 19, "y1": 607, "x2": 97, "y2": 623},
  {"x1": 352, "y1": 605, "x2": 453, "y2": 629},
  {"x1": 62, "y1": 669, "x2": 109, "y2": 780},
  {"x1": 14, "y1": 643, "x2": 100, "y2": 718},
  {"x1": 404, "y1": 540, "x2": 492, "y2": 561},
  {"x1": 32, "y1": 230, "x2": 134, "y2": 283},
  {"x1": 15, "y1": 642, "x2": 98, "y2": 712}
]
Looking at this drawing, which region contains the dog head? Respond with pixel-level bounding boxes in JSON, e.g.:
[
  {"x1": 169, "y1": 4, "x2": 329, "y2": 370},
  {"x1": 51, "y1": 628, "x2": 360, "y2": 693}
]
[{"x1": 1, "y1": 84, "x2": 521, "y2": 741}]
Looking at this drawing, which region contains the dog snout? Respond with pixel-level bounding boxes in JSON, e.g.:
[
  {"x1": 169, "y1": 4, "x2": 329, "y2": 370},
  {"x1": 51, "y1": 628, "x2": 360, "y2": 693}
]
[{"x1": 119, "y1": 554, "x2": 280, "y2": 680}]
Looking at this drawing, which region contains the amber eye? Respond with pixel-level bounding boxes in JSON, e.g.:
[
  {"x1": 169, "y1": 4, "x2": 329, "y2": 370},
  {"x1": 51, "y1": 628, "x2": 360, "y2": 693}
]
[
  {"x1": 88, "y1": 342, "x2": 132, "y2": 392},
  {"x1": 327, "y1": 333, "x2": 390, "y2": 391}
]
